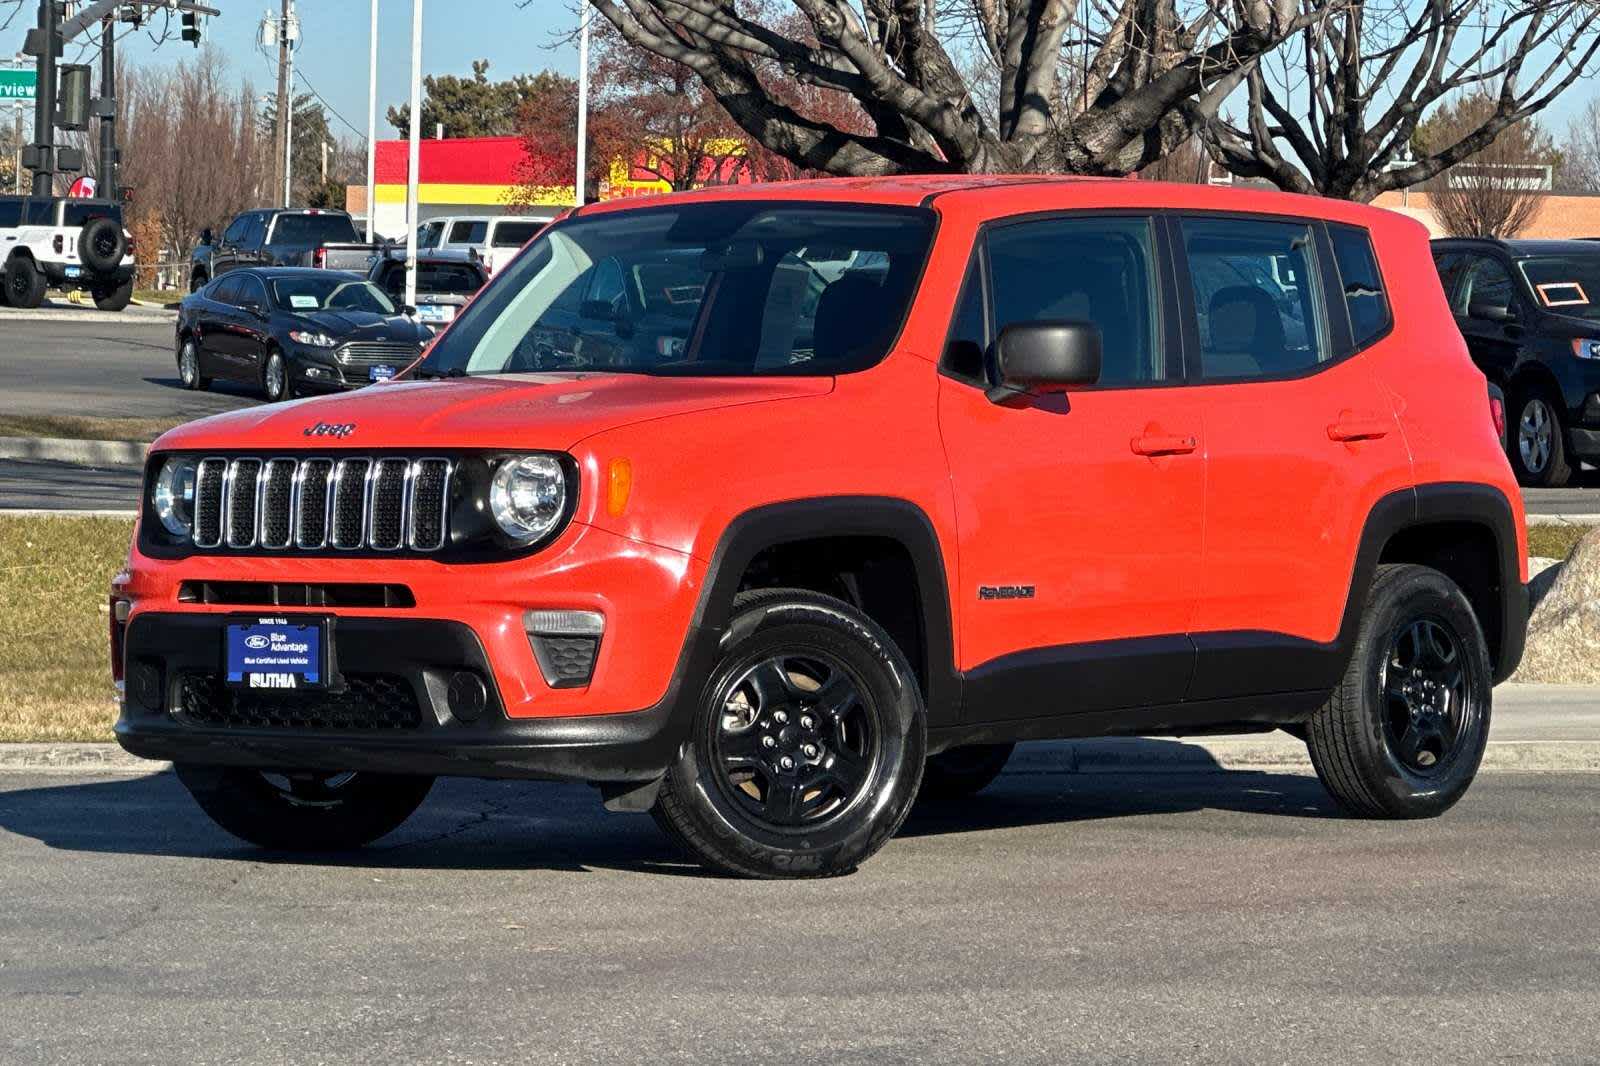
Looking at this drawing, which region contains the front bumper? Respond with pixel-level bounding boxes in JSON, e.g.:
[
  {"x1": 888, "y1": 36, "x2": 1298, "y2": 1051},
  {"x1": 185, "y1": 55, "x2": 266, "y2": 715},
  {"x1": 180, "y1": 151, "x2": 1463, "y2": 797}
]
[{"x1": 111, "y1": 520, "x2": 708, "y2": 781}]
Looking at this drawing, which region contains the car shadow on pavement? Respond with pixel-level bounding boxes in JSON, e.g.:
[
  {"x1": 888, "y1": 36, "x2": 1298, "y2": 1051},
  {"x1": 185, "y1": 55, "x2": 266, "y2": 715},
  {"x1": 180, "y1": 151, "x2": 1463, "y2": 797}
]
[
  {"x1": 142, "y1": 375, "x2": 263, "y2": 402},
  {"x1": 0, "y1": 747, "x2": 1338, "y2": 877}
]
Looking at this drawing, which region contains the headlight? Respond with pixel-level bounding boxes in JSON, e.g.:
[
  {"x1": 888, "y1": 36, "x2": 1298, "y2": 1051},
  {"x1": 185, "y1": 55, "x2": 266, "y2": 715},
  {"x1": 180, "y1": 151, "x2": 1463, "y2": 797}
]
[
  {"x1": 289, "y1": 329, "x2": 337, "y2": 347},
  {"x1": 1572, "y1": 339, "x2": 1600, "y2": 360},
  {"x1": 152, "y1": 456, "x2": 197, "y2": 537},
  {"x1": 489, "y1": 455, "x2": 568, "y2": 544}
]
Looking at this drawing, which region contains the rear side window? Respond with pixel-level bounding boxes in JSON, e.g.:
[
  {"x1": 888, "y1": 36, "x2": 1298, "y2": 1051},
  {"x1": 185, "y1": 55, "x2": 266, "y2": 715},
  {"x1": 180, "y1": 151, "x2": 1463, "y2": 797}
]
[
  {"x1": 24, "y1": 200, "x2": 55, "y2": 225},
  {"x1": 985, "y1": 216, "x2": 1164, "y2": 386},
  {"x1": 1433, "y1": 252, "x2": 1467, "y2": 310},
  {"x1": 1181, "y1": 216, "x2": 1327, "y2": 380},
  {"x1": 448, "y1": 220, "x2": 487, "y2": 244},
  {"x1": 492, "y1": 221, "x2": 540, "y2": 248},
  {"x1": 1330, "y1": 225, "x2": 1390, "y2": 348},
  {"x1": 62, "y1": 203, "x2": 122, "y2": 228}
]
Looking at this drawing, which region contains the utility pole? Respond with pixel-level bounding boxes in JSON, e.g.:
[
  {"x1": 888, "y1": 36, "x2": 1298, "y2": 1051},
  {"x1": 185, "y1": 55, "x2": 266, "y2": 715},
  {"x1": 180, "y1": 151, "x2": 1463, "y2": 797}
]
[
  {"x1": 575, "y1": 2, "x2": 589, "y2": 207},
  {"x1": 274, "y1": 0, "x2": 293, "y2": 207},
  {"x1": 98, "y1": 14, "x2": 116, "y2": 199},
  {"x1": 30, "y1": 0, "x2": 58, "y2": 196}
]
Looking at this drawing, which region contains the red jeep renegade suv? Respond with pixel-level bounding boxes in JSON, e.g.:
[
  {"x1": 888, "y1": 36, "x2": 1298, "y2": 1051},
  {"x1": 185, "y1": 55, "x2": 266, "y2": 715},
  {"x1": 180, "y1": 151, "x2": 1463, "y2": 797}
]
[{"x1": 112, "y1": 177, "x2": 1529, "y2": 878}]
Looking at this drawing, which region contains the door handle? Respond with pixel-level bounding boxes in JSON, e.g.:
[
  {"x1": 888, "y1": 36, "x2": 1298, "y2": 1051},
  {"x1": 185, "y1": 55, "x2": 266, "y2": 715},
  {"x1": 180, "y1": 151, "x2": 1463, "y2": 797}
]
[
  {"x1": 1130, "y1": 433, "x2": 1199, "y2": 457},
  {"x1": 1327, "y1": 415, "x2": 1390, "y2": 442}
]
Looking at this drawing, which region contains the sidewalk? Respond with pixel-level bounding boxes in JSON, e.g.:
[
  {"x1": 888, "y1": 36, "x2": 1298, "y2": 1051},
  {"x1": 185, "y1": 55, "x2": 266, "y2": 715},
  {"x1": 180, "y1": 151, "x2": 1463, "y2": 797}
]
[{"x1": 4, "y1": 683, "x2": 1596, "y2": 775}]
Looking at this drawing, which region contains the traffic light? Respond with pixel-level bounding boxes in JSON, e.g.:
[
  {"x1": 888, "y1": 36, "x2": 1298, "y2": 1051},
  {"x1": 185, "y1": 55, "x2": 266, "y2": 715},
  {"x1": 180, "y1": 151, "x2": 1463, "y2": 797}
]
[
  {"x1": 120, "y1": 3, "x2": 144, "y2": 27},
  {"x1": 181, "y1": 12, "x2": 202, "y2": 46}
]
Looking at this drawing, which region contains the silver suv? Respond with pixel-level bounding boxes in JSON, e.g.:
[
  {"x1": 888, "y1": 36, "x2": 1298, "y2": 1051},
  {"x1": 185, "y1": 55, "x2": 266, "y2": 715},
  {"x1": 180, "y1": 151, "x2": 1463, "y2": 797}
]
[{"x1": 0, "y1": 195, "x2": 136, "y2": 311}]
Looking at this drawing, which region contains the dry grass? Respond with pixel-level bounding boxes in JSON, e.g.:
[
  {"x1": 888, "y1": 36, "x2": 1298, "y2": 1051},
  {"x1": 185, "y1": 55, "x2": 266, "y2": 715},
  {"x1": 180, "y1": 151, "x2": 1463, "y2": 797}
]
[
  {"x1": 0, "y1": 413, "x2": 183, "y2": 443},
  {"x1": 0, "y1": 515, "x2": 133, "y2": 742},
  {"x1": 1528, "y1": 523, "x2": 1589, "y2": 561}
]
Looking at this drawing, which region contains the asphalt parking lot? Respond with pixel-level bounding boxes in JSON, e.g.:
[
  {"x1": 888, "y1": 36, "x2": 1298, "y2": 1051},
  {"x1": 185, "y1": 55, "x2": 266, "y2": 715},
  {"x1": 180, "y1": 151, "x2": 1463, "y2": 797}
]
[{"x1": 2, "y1": 764, "x2": 1598, "y2": 1064}]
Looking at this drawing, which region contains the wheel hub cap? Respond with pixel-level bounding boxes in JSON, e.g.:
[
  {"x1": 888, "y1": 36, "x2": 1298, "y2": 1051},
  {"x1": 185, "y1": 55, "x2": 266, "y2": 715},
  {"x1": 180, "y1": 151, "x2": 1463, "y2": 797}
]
[
  {"x1": 1519, "y1": 399, "x2": 1553, "y2": 472},
  {"x1": 713, "y1": 653, "x2": 876, "y2": 828},
  {"x1": 1381, "y1": 618, "x2": 1469, "y2": 773}
]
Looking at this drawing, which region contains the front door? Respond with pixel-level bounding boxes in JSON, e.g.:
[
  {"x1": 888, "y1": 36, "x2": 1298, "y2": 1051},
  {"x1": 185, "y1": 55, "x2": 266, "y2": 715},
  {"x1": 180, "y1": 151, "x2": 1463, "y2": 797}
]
[{"x1": 938, "y1": 214, "x2": 1205, "y2": 722}]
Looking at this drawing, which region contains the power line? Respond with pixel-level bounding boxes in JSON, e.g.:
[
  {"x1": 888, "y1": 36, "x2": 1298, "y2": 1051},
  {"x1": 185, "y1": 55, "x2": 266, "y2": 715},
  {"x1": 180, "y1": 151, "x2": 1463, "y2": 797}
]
[{"x1": 294, "y1": 65, "x2": 368, "y2": 144}]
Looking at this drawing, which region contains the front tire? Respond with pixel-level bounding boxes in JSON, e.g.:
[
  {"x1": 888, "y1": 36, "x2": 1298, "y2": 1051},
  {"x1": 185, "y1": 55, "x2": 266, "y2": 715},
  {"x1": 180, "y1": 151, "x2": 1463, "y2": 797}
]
[
  {"x1": 177, "y1": 337, "x2": 210, "y2": 390},
  {"x1": 1509, "y1": 384, "x2": 1571, "y2": 487},
  {"x1": 4, "y1": 256, "x2": 46, "y2": 309},
  {"x1": 1305, "y1": 564, "x2": 1492, "y2": 819},
  {"x1": 652, "y1": 588, "x2": 927, "y2": 878},
  {"x1": 262, "y1": 349, "x2": 291, "y2": 402},
  {"x1": 920, "y1": 743, "x2": 1014, "y2": 801},
  {"x1": 174, "y1": 765, "x2": 434, "y2": 850}
]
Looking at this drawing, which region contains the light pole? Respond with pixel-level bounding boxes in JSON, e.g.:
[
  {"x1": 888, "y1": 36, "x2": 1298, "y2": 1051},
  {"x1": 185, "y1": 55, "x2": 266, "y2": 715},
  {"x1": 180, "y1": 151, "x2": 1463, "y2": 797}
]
[
  {"x1": 575, "y1": 2, "x2": 589, "y2": 208},
  {"x1": 365, "y1": 0, "x2": 378, "y2": 242},
  {"x1": 403, "y1": 0, "x2": 423, "y2": 308}
]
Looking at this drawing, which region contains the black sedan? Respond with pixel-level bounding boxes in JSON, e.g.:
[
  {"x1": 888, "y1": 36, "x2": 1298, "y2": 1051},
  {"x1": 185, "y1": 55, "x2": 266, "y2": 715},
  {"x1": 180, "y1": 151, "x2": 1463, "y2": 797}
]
[{"x1": 174, "y1": 267, "x2": 431, "y2": 401}]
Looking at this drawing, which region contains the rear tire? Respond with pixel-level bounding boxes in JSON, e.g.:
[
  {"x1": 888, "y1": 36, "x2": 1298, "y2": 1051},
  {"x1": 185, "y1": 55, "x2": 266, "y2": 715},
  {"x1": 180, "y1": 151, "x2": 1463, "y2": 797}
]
[
  {"x1": 1305, "y1": 564, "x2": 1492, "y2": 819},
  {"x1": 1508, "y1": 383, "x2": 1571, "y2": 487},
  {"x1": 190, "y1": 269, "x2": 209, "y2": 294},
  {"x1": 652, "y1": 588, "x2": 926, "y2": 878},
  {"x1": 919, "y1": 743, "x2": 1014, "y2": 801},
  {"x1": 174, "y1": 765, "x2": 433, "y2": 850},
  {"x1": 4, "y1": 256, "x2": 46, "y2": 309},
  {"x1": 92, "y1": 277, "x2": 133, "y2": 312}
]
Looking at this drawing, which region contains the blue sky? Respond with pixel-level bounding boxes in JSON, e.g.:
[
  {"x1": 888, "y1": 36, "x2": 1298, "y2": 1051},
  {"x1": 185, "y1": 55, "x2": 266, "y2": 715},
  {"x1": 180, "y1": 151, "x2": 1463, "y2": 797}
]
[{"x1": 2, "y1": 0, "x2": 583, "y2": 144}]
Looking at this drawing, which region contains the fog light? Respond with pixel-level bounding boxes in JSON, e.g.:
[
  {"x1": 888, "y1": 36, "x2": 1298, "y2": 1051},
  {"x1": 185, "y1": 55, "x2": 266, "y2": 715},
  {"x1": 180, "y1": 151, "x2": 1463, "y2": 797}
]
[
  {"x1": 305, "y1": 366, "x2": 331, "y2": 380},
  {"x1": 524, "y1": 609, "x2": 604, "y2": 689}
]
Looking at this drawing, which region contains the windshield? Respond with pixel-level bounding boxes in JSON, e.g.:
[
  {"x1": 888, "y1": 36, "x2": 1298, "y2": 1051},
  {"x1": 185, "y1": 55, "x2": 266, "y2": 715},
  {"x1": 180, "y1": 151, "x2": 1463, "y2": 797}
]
[
  {"x1": 271, "y1": 213, "x2": 360, "y2": 246},
  {"x1": 418, "y1": 202, "x2": 934, "y2": 377},
  {"x1": 272, "y1": 276, "x2": 397, "y2": 315},
  {"x1": 1519, "y1": 255, "x2": 1600, "y2": 321}
]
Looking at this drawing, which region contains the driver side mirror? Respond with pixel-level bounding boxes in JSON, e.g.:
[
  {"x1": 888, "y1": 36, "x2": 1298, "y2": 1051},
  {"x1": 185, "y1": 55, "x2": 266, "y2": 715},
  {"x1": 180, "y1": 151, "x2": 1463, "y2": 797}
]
[
  {"x1": 986, "y1": 321, "x2": 1102, "y2": 407},
  {"x1": 240, "y1": 299, "x2": 267, "y2": 320},
  {"x1": 199, "y1": 228, "x2": 214, "y2": 246},
  {"x1": 401, "y1": 304, "x2": 417, "y2": 317},
  {"x1": 1469, "y1": 299, "x2": 1518, "y2": 325}
]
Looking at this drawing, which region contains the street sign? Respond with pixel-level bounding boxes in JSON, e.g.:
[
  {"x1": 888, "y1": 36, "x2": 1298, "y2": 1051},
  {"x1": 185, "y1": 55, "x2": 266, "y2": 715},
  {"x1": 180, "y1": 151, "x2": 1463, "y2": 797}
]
[{"x1": 0, "y1": 68, "x2": 37, "y2": 104}]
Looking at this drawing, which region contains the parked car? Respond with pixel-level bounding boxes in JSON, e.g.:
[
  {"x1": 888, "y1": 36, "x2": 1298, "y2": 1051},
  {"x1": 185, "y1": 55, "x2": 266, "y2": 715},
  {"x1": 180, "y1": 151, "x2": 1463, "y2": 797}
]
[
  {"x1": 367, "y1": 248, "x2": 489, "y2": 333},
  {"x1": 0, "y1": 194, "x2": 135, "y2": 310},
  {"x1": 174, "y1": 267, "x2": 429, "y2": 401},
  {"x1": 414, "y1": 213, "x2": 545, "y2": 275},
  {"x1": 1432, "y1": 237, "x2": 1600, "y2": 486},
  {"x1": 190, "y1": 209, "x2": 387, "y2": 292},
  {"x1": 115, "y1": 178, "x2": 1528, "y2": 879}
]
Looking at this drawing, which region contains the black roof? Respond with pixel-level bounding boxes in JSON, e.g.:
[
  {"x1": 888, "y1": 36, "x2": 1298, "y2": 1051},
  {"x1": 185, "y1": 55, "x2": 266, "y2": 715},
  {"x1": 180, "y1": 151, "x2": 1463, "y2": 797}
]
[
  {"x1": 1430, "y1": 236, "x2": 1600, "y2": 257},
  {"x1": 220, "y1": 267, "x2": 366, "y2": 280}
]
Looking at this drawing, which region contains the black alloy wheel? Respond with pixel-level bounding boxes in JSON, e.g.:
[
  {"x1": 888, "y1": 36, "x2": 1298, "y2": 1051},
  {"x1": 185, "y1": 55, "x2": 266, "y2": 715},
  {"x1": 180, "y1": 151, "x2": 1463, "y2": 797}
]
[
  {"x1": 710, "y1": 651, "x2": 878, "y2": 828},
  {"x1": 1305, "y1": 563, "x2": 1491, "y2": 818},
  {"x1": 652, "y1": 588, "x2": 926, "y2": 878},
  {"x1": 1379, "y1": 618, "x2": 1472, "y2": 774}
]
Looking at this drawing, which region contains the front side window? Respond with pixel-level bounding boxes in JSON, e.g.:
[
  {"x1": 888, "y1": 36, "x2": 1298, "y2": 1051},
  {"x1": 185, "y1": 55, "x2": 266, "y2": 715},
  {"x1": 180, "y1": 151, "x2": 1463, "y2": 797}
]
[
  {"x1": 211, "y1": 275, "x2": 243, "y2": 305},
  {"x1": 1182, "y1": 216, "x2": 1327, "y2": 380},
  {"x1": 941, "y1": 260, "x2": 988, "y2": 384},
  {"x1": 236, "y1": 274, "x2": 268, "y2": 309},
  {"x1": 1517, "y1": 255, "x2": 1600, "y2": 321},
  {"x1": 270, "y1": 275, "x2": 396, "y2": 315},
  {"x1": 222, "y1": 216, "x2": 250, "y2": 244},
  {"x1": 418, "y1": 203, "x2": 935, "y2": 377},
  {"x1": 985, "y1": 216, "x2": 1163, "y2": 386},
  {"x1": 0, "y1": 199, "x2": 20, "y2": 228},
  {"x1": 242, "y1": 214, "x2": 268, "y2": 248},
  {"x1": 1460, "y1": 257, "x2": 1516, "y2": 320},
  {"x1": 1330, "y1": 225, "x2": 1390, "y2": 347}
]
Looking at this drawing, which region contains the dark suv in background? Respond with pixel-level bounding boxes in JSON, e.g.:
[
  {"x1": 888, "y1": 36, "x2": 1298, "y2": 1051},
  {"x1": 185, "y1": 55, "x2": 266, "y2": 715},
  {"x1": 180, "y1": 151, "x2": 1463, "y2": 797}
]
[{"x1": 1433, "y1": 237, "x2": 1600, "y2": 486}]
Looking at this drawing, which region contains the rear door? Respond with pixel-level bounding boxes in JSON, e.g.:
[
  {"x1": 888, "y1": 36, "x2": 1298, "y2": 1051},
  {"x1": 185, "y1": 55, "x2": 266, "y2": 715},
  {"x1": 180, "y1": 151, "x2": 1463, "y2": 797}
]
[
  {"x1": 938, "y1": 213, "x2": 1206, "y2": 722},
  {"x1": 1175, "y1": 214, "x2": 1413, "y2": 699}
]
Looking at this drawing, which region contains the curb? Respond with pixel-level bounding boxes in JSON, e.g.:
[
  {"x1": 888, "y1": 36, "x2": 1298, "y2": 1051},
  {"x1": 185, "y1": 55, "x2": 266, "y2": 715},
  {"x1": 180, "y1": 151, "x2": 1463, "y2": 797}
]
[
  {"x1": 0, "y1": 307, "x2": 176, "y2": 324},
  {"x1": 4, "y1": 738, "x2": 1599, "y2": 775},
  {"x1": 0, "y1": 435, "x2": 148, "y2": 466},
  {"x1": 1526, "y1": 512, "x2": 1600, "y2": 526}
]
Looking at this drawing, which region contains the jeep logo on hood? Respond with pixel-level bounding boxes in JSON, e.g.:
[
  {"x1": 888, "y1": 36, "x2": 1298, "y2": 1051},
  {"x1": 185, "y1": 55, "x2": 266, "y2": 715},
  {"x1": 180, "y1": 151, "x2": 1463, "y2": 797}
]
[{"x1": 303, "y1": 421, "x2": 356, "y2": 439}]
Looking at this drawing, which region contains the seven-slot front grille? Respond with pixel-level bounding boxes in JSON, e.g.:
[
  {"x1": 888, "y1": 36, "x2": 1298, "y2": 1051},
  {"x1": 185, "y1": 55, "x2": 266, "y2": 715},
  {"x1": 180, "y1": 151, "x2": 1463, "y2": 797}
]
[
  {"x1": 336, "y1": 341, "x2": 422, "y2": 369},
  {"x1": 190, "y1": 456, "x2": 452, "y2": 553}
]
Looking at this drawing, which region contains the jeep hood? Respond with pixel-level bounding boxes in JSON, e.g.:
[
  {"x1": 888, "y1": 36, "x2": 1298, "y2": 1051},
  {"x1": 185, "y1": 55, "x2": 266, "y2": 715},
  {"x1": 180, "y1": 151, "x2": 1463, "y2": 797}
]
[{"x1": 153, "y1": 373, "x2": 833, "y2": 452}]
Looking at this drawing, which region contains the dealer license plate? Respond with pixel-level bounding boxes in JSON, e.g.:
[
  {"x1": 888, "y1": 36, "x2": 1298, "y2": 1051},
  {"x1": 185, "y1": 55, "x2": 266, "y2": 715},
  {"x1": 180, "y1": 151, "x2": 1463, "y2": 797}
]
[{"x1": 225, "y1": 618, "x2": 325, "y2": 689}]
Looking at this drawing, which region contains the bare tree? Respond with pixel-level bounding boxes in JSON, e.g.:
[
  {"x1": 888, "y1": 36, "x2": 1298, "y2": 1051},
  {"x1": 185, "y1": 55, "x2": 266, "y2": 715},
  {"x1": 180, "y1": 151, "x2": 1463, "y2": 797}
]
[
  {"x1": 1562, "y1": 95, "x2": 1600, "y2": 193},
  {"x1": 1194, "y1": 0, "x2": 1600, "y2": 201},
  {"x1": 579, "y1": 0, "x2": 1337, "y2": 177},
  {"x1": 1423, "y1": 94, "x2": 1553, "y2": 237}
]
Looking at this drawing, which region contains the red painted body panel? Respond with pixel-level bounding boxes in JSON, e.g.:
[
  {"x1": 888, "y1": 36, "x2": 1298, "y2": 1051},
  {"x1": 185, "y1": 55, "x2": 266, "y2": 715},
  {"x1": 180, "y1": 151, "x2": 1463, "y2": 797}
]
[{"x1": 121, "y1": 176, "x2": 1526, "y2": 726}]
